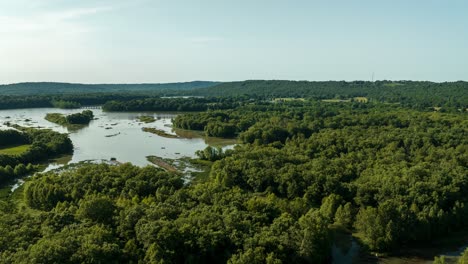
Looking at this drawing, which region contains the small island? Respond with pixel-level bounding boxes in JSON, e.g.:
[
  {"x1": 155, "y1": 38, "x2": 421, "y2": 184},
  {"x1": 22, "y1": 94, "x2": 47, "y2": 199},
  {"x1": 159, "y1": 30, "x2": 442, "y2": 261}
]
[
  {"x1": 45, "y1": 110, "x2": 94, "y2": 126},
  {"x1": 142, "y1": 127, "x2": 179, "y2": 138}
]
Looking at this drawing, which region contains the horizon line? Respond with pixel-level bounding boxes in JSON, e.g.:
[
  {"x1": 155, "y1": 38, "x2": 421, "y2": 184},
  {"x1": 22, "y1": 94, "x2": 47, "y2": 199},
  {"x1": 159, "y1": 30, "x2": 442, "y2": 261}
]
[{"x1": 1, "y1": 79, "x2": 468, "y2": 86}]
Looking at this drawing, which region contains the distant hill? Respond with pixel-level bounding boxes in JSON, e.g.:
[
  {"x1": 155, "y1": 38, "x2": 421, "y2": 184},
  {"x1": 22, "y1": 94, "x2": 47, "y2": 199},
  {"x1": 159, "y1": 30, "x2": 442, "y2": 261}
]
[
  {"x1": 188, "y1": 80, "x2": 468, "y2": 108},
  {"x1": 0, "y1": 80, "x2": 466, "y2": 111},
  {"x1": 0, "y1": 81, "x2": 220, "y2": 96}
]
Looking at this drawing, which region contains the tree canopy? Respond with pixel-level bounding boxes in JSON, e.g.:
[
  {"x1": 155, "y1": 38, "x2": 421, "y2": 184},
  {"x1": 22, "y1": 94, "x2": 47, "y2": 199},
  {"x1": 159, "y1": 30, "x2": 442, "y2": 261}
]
[{"x1": 0, "y1": 96, "x2": 466, "y2": 263}]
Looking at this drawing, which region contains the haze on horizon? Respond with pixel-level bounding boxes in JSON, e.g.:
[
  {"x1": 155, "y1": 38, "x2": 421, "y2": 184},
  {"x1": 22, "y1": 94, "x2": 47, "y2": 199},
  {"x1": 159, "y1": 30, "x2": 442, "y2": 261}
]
[{"x1": 0, "y1": 0, "x2": 467, "y2": 84}]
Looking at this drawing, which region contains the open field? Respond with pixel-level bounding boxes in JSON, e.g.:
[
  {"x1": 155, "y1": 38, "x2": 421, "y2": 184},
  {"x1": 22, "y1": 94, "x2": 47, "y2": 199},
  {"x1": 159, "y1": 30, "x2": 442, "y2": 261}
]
[
  {"x1": 383, "y1": 82, "x2": 405, "y2": 87},
  {"x1": 273, "y1": 98, "x2": 306, "y2": 102},
  {"x1": 322, "y1": 98, "x2": 351, "y2": 103},
  {"x1": 354, "y1": 97, "x2": 369, "y2": 103},
  {"x1": 322, "y1": 97, "x2": 368, "y2": 103},
  {"x1": 0, "y1": 144, "x2": 31, "y2": 155}
]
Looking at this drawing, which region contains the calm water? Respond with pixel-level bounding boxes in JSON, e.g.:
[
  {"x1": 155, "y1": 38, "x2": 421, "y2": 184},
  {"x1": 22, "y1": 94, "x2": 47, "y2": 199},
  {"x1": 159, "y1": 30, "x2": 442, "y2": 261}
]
[
  {"x1": 0, "y1": 108, "x2": 236, "y2": 168},
  {"x1": 332, "y1": 234, "x2": 468, "y2": 264}
]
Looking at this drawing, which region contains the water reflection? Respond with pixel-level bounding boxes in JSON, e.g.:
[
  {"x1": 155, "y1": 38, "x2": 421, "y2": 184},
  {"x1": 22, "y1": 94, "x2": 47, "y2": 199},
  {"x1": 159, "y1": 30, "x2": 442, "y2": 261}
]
[
  {"x1": 332, "y1": 233, "x2": 361, "y2": 264},
  {"x1": 331, "y1": 234, "x2": 468, "y2": 264}
]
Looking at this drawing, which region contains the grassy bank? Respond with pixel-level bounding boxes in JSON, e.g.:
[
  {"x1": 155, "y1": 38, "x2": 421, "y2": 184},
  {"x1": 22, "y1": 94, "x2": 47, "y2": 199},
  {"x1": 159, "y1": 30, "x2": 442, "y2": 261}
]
[
  {"x1": 0, "y1": 144, "x2": 31, "y2": 155},
  {"x1": 142, "y1": 127, "x2": 179, "y2": 138}
]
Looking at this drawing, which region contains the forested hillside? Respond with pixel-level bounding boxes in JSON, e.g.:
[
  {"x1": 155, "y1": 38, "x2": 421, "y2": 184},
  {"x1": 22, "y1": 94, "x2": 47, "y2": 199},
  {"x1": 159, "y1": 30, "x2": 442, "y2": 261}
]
[
  {"x1": 102, "y1": 97, "x2": 241, "y2": 112},
  {"x1": 189, "y1": 80, "x2": 468, "y2": 110},
  {"x1": 0, "y1": 81, "x2": 218, "y2": 110},
  {"x1": 1, "y1": 80, "x2": 466, "y2": 112},
  {"x1": 0, "y1": 81, "x2": 219, "y2": 96},
  {"x1": 175, "y1": 102, "x2": 468, "y2": 253},
  {"x1": 0, "y1": 94, "x2": 148, "y2": 110}
]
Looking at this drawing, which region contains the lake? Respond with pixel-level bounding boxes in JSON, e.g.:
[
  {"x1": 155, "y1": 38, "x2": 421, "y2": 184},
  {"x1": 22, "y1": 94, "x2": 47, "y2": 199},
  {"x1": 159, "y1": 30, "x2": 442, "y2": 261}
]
[{"x1": 0, "y1": 108, "x2": 236, "y2": 169}]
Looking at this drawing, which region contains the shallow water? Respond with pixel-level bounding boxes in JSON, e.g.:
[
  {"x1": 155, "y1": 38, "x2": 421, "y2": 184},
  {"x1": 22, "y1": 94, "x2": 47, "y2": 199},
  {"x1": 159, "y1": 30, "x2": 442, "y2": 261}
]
[
  {"x1": 331, "y1": 234, "x2": 468, "y2": 264},
  {"x1": 0, "y1": 108, "x2": 236, "y2": 168}
]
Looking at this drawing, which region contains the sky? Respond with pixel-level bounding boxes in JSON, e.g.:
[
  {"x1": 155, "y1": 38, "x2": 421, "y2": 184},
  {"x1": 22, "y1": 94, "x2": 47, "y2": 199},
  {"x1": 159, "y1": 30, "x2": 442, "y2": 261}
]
[{"x1": 0, "y1": 0, "x2": 467, "y2": 83}]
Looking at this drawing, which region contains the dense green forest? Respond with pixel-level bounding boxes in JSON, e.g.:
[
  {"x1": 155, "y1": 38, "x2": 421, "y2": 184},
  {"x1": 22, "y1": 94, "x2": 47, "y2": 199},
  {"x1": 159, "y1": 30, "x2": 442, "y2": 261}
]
[
  {"x1": 1, "y1": 81, "x2": 467, "y2": 113},
  {"x1": 0, "y1": 81, "x2": 467, "y2": 262},
  {"x1": 0, "y1": 126, "x2": 73, "y2": 185},
  {"x1": 0, "y1": 82, "x2": 218, "y2": 110},
  {"x1": 188, "y1": 80, "x2": 468, "y2": 111},
  {"x1": 0, "y1": 163, "x2": 332, "y2": 263},
  {"x1": 177, "y1": 101, "x2": 468, "y2": 253},
  {"x1": 51, "y1": 100, "x2": 82, "y2": 109},
  {"x1": 0, "y1": 99, "x2": 466, "y2": 263},
  {"x1": 102, "y1": 97, "x2": 241, "y2": 112},
  {"x1": 173, "y1": 104, "x2": 274, "y2": 137},
  {"x1": 45, "y1": 110, "x2": 94, "y2": 126},
  {"x1": 0, "y1": 94, "x2": 151, "y2": 110}
]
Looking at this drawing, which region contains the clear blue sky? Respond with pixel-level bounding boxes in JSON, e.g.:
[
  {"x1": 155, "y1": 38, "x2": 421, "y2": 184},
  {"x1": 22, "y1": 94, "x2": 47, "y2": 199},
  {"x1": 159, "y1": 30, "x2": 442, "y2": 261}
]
[{"x1": 0, "y1": 0, "x2": 467, "y2": 83}]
